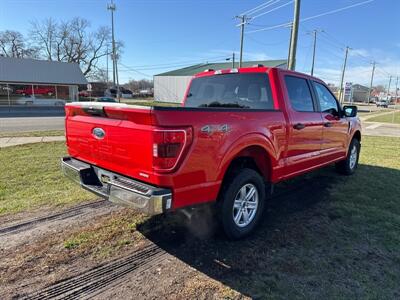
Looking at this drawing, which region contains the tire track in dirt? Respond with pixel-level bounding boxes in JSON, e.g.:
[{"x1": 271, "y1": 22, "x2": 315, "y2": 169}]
[
  {"x1": 0, "y1": 200, "x2": 109, "y2": 236},
  {"x1": 0, "y1": 200, "x2": 120, "y2": 251},
  {"x1": 19, "y1": 243, "x2": 168, "y2": 300}
]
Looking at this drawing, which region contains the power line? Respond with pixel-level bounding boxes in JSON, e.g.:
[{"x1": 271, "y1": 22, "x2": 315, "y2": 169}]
[
  {"x1": 251, "y1": 0, "x2": 294, "y2": 20},
  {"x1": 300, "y1": 0, "x2": 374, "y2": 23},
  {"x1": 120, "y1": 56, "x2": 230, "y2": 70},
  {"x1": 245, "y1": 35, "x2": 289, "y2": 47},
  {"x1": 247, "y1": 21, "x2": 291, "y2": 33},
  {"x1": 239, "y1": 0, "x2": 281, "y2": 16},
  {"x1": 247, "y1": 0, "x2": 375, "y2": 34}
]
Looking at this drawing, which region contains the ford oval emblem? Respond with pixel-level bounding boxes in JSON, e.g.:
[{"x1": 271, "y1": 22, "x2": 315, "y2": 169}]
[{"x1": 92, "y1": 127, "x2": 105, "y2": 139}]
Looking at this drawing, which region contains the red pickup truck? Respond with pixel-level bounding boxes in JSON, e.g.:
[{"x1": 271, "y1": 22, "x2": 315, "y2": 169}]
[{"x1": 61, "y1": 66, "x2": 361, "y2": 239}]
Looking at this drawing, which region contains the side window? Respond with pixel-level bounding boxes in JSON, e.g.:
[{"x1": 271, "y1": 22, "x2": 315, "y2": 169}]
[
  {"x1": 284, "y1": 76, "x2": 314, "y2": 112},
  {"x1": 314, "y1": 82, "x2": 339, "y2": 115}
]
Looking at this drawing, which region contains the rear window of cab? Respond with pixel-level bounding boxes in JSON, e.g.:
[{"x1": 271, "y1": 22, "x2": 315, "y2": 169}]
[{"x1": 185, "y1": 73, "x2": 275, "y2": 110}]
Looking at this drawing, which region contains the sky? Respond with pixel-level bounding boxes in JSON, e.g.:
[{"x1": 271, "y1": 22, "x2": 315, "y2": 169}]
[{"x1": 1, "y1": 0, "x2": 399, "y2": 88}]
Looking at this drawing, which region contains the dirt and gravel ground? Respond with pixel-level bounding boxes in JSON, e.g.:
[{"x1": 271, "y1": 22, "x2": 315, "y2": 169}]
[{"x1": 0, "y1": 171, "x2": 328, "y2": 299}]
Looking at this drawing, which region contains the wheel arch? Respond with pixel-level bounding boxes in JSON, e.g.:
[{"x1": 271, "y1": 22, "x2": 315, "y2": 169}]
[
  {"x1": 352, "y1": 130, "x2": 361, "y2": 142},
  {"x1": 218, "y1": 134, "x2": 277, "y2": 181}
]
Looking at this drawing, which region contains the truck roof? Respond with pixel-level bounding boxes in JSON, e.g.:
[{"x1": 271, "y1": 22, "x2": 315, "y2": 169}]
[{"x1": 194, "y1": 66, "x2": 324, "y2": 83}]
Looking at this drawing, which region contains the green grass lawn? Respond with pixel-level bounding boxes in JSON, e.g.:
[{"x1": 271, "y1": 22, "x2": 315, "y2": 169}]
[
  {"x1": 0, "y1": 142, "x2": 94, "y2": 215},
  {"x1": 0, "y1": 130, "x2": 65, "y2": 138},
  {"x1": 367, "y1": 111, "x2": 400, "y2": 124}
]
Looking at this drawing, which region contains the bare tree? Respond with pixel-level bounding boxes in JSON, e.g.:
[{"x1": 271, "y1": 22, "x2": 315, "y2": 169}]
[
  {"x1": 0, "y1": 30, "x2": 37, "y2": 58},
  {"x1": 29, "y1": 17, "x2": 113, "y2": 79},
  {"x1": 30, "y1": 18, "x2": 57, "y2": 60},
  {"x1": 124, "y1": 79, "x2": 154, "y2": 92}
]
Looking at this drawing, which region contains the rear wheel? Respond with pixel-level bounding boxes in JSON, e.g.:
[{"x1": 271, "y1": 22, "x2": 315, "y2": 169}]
[
  {"x1": 335, "y1": 138, "x2": 360, "y2": 175},
  {"x1": 219, "y1": 168, "x2": 265, "y2": 239}
]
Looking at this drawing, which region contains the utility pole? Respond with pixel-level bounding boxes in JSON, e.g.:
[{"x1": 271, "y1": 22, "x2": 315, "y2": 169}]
[
  {"x1": 107, "y1": 0, "x2": 117, "y2": 88},
  {"x1": 368, "y1": 61, "x2": 376, "y2": 105},
  {"x1": 338, "y1": 46, "x2": 350, "y2": 104},
  {"x1": 288, "y1": 0, "x2": 301, "y2": 70},
  {"x1": 310, "y1": 29, "x2": 323, "y2": 76},
  {"x1": 310, "y1": 30, "x2": 317, "y2": 76},
  {"x1": 287, "y1": 23, "x2": 293, "y2": 67},
  {"x1": 387, "y1": 75, "x2": 392, "y2": 97},
  {"x1": 393, "y1": 76, "x2": 398, "y2": 123},
  {"x1": 236, "y1": 15, "x2": 251, "y2": 67},
  {"x1": 232, "y1": 52, "x2": 235, "y2": 68}
]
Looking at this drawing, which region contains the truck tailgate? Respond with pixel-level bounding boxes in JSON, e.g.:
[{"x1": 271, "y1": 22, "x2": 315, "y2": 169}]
[{"x1": 65, "y1": 103, "x2": 154, "y2": 180}]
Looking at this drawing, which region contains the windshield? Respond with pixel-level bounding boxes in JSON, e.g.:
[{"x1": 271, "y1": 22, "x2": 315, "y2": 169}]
[{"x1": 185, "y1": 73, "x2": 274, "y2": 109}]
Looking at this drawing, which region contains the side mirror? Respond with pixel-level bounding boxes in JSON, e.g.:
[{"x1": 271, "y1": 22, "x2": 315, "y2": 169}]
[{"x1": 343, "y1": 105, "x2": 357, "y2": 117}]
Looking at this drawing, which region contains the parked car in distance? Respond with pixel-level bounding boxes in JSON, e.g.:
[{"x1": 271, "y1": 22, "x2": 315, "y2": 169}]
[
  {"x1": 15, "y1": 86, "x2": 55, "y2": 96},
  {"x1": 16, "y1": 96, "x2": 66, "y2": 106},
  {"x1": 79, "y1": 90, "x2": 90, "y2": 98},
  {"x1": 96, "y1": 97, "x2": 117, "y2": 103},
  {"x1": 121, "y1": 89, "x2": 133, "y2": 98},
  {"x1": 62, "y1": 66, "x2": 361, "y2": 239},
  {"x1": 376, "y1": 99, "x2": 389, "y2": 108},
  {"x1": 104, "y1": 87, "x2": 133, "y2": 98}
]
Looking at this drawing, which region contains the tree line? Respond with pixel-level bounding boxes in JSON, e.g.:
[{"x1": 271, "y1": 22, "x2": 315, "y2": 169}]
[{"x1": 0, "y1": 17, "x2": 120, "y2": 80}]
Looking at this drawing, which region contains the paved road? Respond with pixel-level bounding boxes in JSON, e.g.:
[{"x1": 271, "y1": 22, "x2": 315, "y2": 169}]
[{"x1": 0, "y1": 116, "x2": 64, "y2": 132}]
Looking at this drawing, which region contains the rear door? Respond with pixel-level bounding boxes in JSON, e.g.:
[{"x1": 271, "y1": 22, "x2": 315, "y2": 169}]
[
  {"x1": 312, "y1": 81, "x2": 349, "y2": 160},
  {"x1": 281, "y1": 73, "x2": 324, "y2": 176}
]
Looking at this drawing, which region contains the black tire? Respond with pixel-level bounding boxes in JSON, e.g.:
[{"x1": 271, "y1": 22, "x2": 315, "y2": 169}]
[
  {"x1": 218, "y1": 168, "x2": 266, "y2": 240},
  {"x1": 335, "y1": 138, "x2": 360, "y2": 175}
]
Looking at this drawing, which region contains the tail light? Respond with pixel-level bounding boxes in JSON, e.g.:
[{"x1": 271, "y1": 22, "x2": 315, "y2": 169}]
[{"x1": 152, "y1": 127, "x2": 193, "y2": 172}]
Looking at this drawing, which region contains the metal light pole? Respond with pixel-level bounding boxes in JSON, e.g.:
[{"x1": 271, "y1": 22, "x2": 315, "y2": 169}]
[
  {"x1": 106, "y1": 44, "x2": 109, "y2": 87},
  {"x1": 232, "y1": 52, "x2": 235, "y2": 68},
  {"x1": 107, "y1": 1, "x2": 117, "y2": 88},
  {"x1": 338, "y1": 46, "x2": 350, "y2": 104},
  {"x1": 288, "y1": 0, "x2": 301, "y2": 70}
]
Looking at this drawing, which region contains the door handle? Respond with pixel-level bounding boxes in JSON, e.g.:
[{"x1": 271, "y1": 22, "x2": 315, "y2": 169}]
[
  {"x1": 293, "y1": 123, "x2": 306, "y2": 130},
  {"x1": 324, "y1": 122, "x2": 333, "y2": 128}
]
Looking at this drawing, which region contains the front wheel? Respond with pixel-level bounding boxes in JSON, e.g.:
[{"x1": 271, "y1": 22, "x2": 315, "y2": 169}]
[
  {"x1": 335, "y1": 138, "x2": 360, "y2": 175},
  {"x1": 219, "y1": 168, "x2": 266, "y2": 239}
]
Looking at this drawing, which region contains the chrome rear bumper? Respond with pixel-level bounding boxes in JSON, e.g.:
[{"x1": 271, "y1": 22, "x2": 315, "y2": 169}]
[{"x1": 61, "y1": 157, "x2": 172, "y2": 215}]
